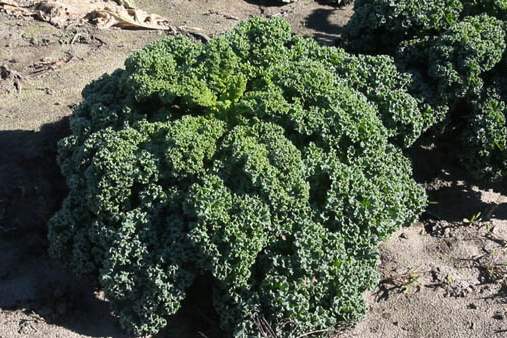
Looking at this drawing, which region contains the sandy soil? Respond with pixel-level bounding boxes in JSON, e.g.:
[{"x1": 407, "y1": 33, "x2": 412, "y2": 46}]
[{"x1": 1, "y1": 1, "x2": 507, "y2": 338}]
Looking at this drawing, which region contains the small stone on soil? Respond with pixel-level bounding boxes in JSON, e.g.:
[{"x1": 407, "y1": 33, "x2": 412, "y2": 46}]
[{"x1": 493, "y1": 310, "x2": 505, "y2": 320}]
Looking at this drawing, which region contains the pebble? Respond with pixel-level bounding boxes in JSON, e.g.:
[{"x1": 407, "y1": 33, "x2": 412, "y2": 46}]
[
  {"x1": 493, "y1": 310, "x2": 505, "y2": 320},
  {"x1": 443, "y1": 227, "x2": 451, "y2": 237}
]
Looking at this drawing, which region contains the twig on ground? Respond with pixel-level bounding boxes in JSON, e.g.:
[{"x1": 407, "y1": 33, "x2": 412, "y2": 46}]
[
  {"x1": 29, "y1": 52, "x2": 74, "y2": 75},
  {"x1": 375, "y1": 266, "x2": 425, "y2": 301},
  {"x1": 179, "y1": 26, "x2": 211, "y2": 42},
  {"x1": 296, "y1": 328, "x2": 335, "y2": 338},
  {"x1": 205, "y1": 9, "x2": 240, "y2": 21}
]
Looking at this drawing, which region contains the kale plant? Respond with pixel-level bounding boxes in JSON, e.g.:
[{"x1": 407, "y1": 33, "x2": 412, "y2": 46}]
[
  {"x1": 49, "y1": 18, "x2": 426, "y2": 337},
  {"x1": 344, "y1": 0, "x2": 507, "y2": 182}
]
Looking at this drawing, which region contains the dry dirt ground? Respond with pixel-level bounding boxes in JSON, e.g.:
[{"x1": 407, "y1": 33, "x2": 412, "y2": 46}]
[{"x1": 1, "y1": 1, "x2": 507, "y2": 338}]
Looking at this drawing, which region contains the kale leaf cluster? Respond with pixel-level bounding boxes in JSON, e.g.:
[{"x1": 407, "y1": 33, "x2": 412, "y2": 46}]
[
  {"x1": 49, "y1": 18, "x2": 426, "y2": 337},
  {"x1": 344, "y1": 0, "x2": 507, "y2": 182}
]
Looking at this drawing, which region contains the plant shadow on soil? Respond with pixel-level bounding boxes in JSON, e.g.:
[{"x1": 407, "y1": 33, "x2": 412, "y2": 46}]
[
  {"x1": 409, "y1": 134, "x2": 507, "y2": 225},
  {"x1": 305, "y1": 6, "x2": 346, "y2": 44},
  {"x1": 242, "y1": 0, "x2": 346, "y2": 45},
  {"x1": 0, "y1": 118, "x2": 222, "y2": 338}
]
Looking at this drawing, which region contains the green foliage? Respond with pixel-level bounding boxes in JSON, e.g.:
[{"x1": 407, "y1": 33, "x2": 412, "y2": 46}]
[
  {"x1": 463, "y1": 0, "x2": 507, "y2": 19},
  {"x1": 344, "y1": 0, "x2": 507, "y2": 182},
  {"x1": 332, "y1": 54, "x2": 445, "y2": 147},
  {"x1": 345, "y1": 0, "x2": 464, "y2": 53},
  {"x1": 49, "y1": 17, "x2": 426, "y2": 337},
  {"x1": 463, "y1": 93, "x2": 507, "y2": 181},
  {"x1": 428, "y1": 15, "x2": 506, "y2": 101}
]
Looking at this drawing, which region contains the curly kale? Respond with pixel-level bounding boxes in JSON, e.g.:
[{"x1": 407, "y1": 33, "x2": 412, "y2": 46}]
[
  {"x1": 331, "y1": 53, "x2": 446, "y2": 147},
  {"x1": 49, "y1": 17, "x2": 426, "y2": 337},
  {"x1": 463, "y1": 92, "x2": 507, "y2": 182},
  {"x1": 343, "y1": 0, "x2": 507, "y2": 182},
  {"x1": 428, "y1": 15, "x2": 506, "y2": 101},
  {"x1": 345, "y1": 0, "x2": 464, "y2": 53}
]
